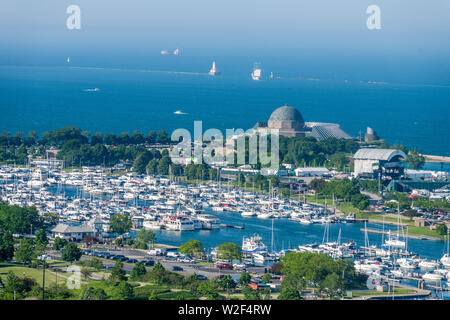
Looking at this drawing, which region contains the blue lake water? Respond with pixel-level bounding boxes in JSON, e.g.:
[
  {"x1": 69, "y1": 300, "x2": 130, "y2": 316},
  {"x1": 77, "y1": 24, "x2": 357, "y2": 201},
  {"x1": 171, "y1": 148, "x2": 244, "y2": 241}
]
[{"x1": 0, "y1": 63, "x2": 449, "y2": 157}]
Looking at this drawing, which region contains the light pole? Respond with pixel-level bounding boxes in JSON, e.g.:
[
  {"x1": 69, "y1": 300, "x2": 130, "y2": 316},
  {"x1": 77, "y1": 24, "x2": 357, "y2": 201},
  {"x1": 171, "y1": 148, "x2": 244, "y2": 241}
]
[{"x1": 38, "y1": 254, "x2": 48, "y2": 300}]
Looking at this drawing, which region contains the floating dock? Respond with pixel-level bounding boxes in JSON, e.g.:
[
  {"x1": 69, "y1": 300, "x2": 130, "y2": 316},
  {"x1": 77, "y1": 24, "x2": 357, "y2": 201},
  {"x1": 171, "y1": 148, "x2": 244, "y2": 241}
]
[{"x1": 220, "y1": 223, "x2": 245, "y2": 229}]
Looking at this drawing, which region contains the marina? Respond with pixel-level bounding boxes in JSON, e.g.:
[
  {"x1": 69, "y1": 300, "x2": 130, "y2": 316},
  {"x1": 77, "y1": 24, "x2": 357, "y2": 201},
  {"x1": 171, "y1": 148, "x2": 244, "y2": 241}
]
[{"x1": 1, "y1": 163, "x2": 450, "y2": 299}]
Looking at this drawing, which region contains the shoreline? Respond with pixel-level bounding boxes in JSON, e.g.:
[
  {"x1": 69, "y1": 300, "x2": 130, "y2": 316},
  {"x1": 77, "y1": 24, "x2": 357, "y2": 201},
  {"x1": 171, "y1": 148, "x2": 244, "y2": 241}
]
[{"x1": 422, "y1": 154, "x2": 450, "y2": 164}]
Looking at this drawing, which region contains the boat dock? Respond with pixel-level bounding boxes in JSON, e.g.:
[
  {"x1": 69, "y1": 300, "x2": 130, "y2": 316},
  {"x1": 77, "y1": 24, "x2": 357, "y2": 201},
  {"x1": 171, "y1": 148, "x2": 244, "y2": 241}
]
[{"x1": 220, "y1": 223, "x2": 245, "y2": 229}]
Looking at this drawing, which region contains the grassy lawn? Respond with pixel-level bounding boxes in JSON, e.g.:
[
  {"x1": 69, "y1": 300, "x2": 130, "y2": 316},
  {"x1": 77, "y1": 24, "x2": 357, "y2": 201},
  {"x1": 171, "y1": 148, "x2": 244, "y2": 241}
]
[
  {"x1": 0, "y1": 262, "x2": 72, "y2": 287},
  {"x1": 352, "y1": 287, "x2": 415, "y2": 298},
  {"x1": 353, "y1": 212, "x2": 443, "y2": 239}
]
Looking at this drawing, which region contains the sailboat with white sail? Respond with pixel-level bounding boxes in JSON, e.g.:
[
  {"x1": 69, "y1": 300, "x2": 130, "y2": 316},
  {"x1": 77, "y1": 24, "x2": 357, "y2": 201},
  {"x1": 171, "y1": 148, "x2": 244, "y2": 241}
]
[
  {"x1": 384, "y1": 203, "x2": 406, "y2": 249},
  {"x1": 441, "y1": 232, "x2": 450, "y2": 268},
  {"x1": 209, "y1": 61, "x2": 220, "y2": 76}
]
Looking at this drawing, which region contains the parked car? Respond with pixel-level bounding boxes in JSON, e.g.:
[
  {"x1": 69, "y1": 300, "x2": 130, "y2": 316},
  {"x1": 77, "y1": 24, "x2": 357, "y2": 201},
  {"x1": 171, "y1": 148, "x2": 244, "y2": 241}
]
[
  {"x1": 127, "y1": 258, "x2": 138, "y2": 264},
  {"x1": 143, "y1": 260, "x2": 154, "y2": 267},
  {"x1": 196, "y1": 274, "x2": 208, "y2": 280},
  {"x1": 172, "y1": 266, "x2": 183, "y2": 271}
]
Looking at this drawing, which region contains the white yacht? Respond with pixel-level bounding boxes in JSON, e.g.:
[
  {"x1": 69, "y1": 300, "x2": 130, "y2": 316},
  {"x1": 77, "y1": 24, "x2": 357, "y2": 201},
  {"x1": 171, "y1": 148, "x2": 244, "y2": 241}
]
[
  {"x1": 143, "y1": 220, "x2": 161, "y2": 230},
  {"x1": 251, "y1": 63, "x2": 261, "y2": 80},
  {"x1": 422, "y1": 272, "x2": 443, "y2": 282},
  {"x1": 241, "y1": 210, "x2": 256, "y2": 217},
  {"x1": 162, "y1": 215, "x2": 195, "y2": 231},
  {"x1": 257, "y1": 212, "x2": 273, "y2": 219},
  {"x1": 242, "y1": 234, "x2": 267, "y2": 253},
  {"x1": 441, "y1": 254, "x2": 450, "y2": 268},
  {"x1": 196, "y1": 214, "x2": 220, "y2": 230},
  {"x1": 418, "y1": 260, "x2": 439, "y2": 270}
]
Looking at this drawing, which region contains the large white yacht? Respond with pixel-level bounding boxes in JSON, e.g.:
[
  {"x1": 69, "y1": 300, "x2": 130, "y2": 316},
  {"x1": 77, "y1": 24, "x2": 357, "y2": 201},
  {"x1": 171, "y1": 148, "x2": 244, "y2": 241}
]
[
  {"x1": 162, "y1": 215, "x2": 195, "y2": 231},
  {"x1": 196, "y1": 214, "x2": 220, "y2": 230},
  {"x1": 242, "y1": 234, "x2": 267, "y2": 253}
]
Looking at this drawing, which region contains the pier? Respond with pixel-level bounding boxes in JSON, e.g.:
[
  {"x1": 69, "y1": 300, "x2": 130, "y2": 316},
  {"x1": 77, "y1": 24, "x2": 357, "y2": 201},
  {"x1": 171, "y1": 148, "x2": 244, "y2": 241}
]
[{"x1": 220, "y1": 223, "x2": 245, "y2": 229}]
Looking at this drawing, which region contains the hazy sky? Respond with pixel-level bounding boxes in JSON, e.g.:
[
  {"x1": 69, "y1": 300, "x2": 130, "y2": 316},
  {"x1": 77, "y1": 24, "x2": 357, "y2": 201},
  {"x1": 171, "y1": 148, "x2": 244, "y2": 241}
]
[
  {"x1": 2, "y1": 1, "x2": 450, "y2": 39},
  {"x1": 1, "y1": 0, "x2": 449, "y2": 73}
]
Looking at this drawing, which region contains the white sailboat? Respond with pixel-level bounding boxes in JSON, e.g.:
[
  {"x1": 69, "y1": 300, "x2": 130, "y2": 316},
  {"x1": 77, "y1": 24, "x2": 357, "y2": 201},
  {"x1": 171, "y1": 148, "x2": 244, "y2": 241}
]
[
  {"x1": 251, "y1": 63, "x2": 261, "y2": 80},
  {"x1": 441, "y1": 232, "x2": 450, "y2": 268},
  {"x1": 66, "y1": 57, "x2": 70, "y2": 63},
  {"x1": 173, "y1": 48, "x2": 180, "y2": 55},
  {"x1": 384, "y1": 204, "x2": 406, "y2": 249},
  {"x1": 209, "y1": 61, "x2": 220, "y2": 76}
]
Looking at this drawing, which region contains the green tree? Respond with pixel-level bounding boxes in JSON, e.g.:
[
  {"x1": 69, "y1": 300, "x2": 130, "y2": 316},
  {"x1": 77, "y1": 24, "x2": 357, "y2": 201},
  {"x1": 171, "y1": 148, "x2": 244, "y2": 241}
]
[
  {"x1": 403, "y1": 209, "x2": 419, "y2": 221},
  {"x1": 149, "y1": 262, "x2": 165, "y2": 285},
  {"x1": 436, "y1": 223, "x2": 448, "y2": 237},
  {"x1": 350, "y1": 193, "x2": 370, "y2": 210},
  {"x1": 80, "y1": 287, "x2": 108, "y2": 300},
  {"x1": 197, "y1": 280, "x2": 219, "y2": 300},
  {"x1": 261, "y1": 273, "x2": 272, "y2": 284},
  {"x1": 219, "y1": 275, "x2": 236, "y2": 291},
  {"x1": 178, "y1": 240, "x2": 204, "y2": 258},
  {"x1": 0, "y1": 203, "x2": 42, "y2": 234},
  {"x1": 88, "y1": 257, "x2": 103, "y2": 271},
  {"x1": 61, "y1": 242, "x2": 82, "y2": 262},
  {"x1": 53, "y1": 237, "x2": 68, "y2": 250},
  {"x1": 115, "y1": 281, "x2": 134, "y2": 300},
  {"x1": 217, "y1": 242, "x2": 242, "y2": 261},
  {"x1": 133, "y1": 151, "x2": 153, "y2": 174},
  {"x1": 35, "y1": 228, "x2": 48, "y2": 250},
  {"x1": 242, "y1": 285, "x2": 260, "y2": 300},
  {"x1": 157, "y1": 130, "x2": 169, "y2": 144},
  {"x1": 0, "y1": 231, "x2": 15, "y2": 261},
  {"x1": 5, "y1": 271, "x2": 26, "y2": 296},
  {"x1": 278, "y1": 287, "x2": 302, "y2": 300},
  {"x1": 157, "y1": 156, "x2": 172, "y2": 175},
  {"x1": 136, "y1": 229, "x2": 156, "y2": 248},
  {"x1": 320, "y1": 273, "x2": 344, "y2": 298},
  {"x1": 239, "y1": 271, "x2": 251, "y2": 286},
  {"x1": 14, "y1": 238, "x2": 36, "y2": 265},
  {"x1": 146, "y1": 159, "x2": 159, "y2": 174},
  {"x1": 81, "y1": 267, "x2": 92, "y2": 280},
  {"x1": 407, "y1": 147, "x2": 425, "y2": 170},
  {"x1": 110, "y1": 260, "x2": 127, "y2": 282},
  {"x1": 146, "y1": 131, "x2": 157, "y2": 144},
  {"x1": 129, "y1": 261, "x2": 147, "y2": 281},
  {"x1": 109, "y1": 214, "x2": 132, "y2": 235}
]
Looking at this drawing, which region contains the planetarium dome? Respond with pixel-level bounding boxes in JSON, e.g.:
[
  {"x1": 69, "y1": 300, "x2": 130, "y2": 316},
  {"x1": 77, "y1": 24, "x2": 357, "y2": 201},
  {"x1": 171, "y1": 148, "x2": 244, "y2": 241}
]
[{"x1": 268, "y1": 105, "x2": 305, "y2": 132}]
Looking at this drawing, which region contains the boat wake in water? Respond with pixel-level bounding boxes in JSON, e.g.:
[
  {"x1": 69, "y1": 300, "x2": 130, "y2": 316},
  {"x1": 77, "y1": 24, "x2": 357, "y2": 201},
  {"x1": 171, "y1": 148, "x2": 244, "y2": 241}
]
[{"x1": 83, "y1": 88, "x2": 100, "y2": 92}]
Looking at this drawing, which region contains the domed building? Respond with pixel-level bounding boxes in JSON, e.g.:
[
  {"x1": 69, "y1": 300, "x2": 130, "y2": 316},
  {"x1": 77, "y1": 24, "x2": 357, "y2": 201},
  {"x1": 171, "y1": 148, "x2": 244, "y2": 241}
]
[
  {"x1": 265, "y1": 105, "x2": 306, "y2": 138},
  {"x1": 254, "y1": 105, "x2": 352, "y2": 140}
]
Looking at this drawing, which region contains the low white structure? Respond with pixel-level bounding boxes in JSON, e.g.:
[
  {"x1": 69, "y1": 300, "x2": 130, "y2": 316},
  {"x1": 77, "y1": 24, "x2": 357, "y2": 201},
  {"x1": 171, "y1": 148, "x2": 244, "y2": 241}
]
[
  {"x1": 406, "y1": 169, "x2": 449, "y2": 180},
  {"x1": 294, "y1": 167, "x2": 331, "y2": 177},
  {"x1": 51, "y1": 223, "x2": 95, "y2": 241}
]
